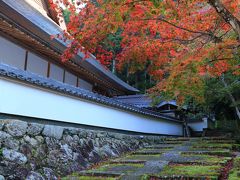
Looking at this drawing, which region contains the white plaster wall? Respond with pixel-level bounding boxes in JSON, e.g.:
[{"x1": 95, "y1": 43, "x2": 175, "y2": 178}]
[
  {"x1": 188, "y1": 119, "x2": 208, "y2": 132},
  {"x1": 0, "y1": 78, "x2": 183, "y2": 135},
  {"x1": 78, "y1": 78, "x2": 93, "y2": 91},
  {"x1": 0, "y1": 36, "x2": 25, "y2": 70},
  {"x1": 27, "y1": 52, "x2": 48, "y2": 77},
  {"x1": 65, "y1": 71, "x2": 77, "y2": 86},
  {"x1": 49, "y1": 63, "x2": 64, "y2": 82}
]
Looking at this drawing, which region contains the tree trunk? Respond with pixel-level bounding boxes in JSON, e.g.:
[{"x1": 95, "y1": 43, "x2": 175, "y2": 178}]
[
  {"x1": 220, "y1": 75, "x2": 240, "y2": 120},
  {"x1": 179, "y1": 112, "x2": 190, "y2": 137},
  {"x1": 111, "y1": 59, "x2": 116, "y2": 74},
  {"x1": 126, "y1": 63, "x2": 129, "y2": 84},
  {"x1": 208, "y1": 0, "x2": 240, "y2": 40},
  {"x1": 143, "y1": 67, "x2": 147, "y2": 93}
]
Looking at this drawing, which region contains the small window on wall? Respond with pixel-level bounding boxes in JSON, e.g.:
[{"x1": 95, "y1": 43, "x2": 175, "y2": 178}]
[
  {"x1": 27, "y1": 52, "x2": 48, "y2": 77},
  {"x1": 0, "y1": 36, "x2": 25, "y2": 70},
  {"x1": 49, "y1": 63, "x2": 64, "y2": 82},
  {"x1": 65, "y1": 71, "x2": 77, "y2": 86},
  {"x1": 78, "y1": 78, "x2": 93, "y2": 91}
]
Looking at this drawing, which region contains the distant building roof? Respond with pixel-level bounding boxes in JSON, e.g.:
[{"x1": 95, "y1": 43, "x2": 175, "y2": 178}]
[{"x1": 114, "y1": 94, "x2": 177, "y2": 108}]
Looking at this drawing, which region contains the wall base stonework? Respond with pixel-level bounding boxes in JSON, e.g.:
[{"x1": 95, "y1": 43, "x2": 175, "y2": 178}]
[{"x1": 0, "y1": 119, "x2": 165, "y2": 179}]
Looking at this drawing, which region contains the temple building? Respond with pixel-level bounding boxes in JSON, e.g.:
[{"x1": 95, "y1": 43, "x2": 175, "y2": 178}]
[
  {"x1": 115, "y1": 95, "x2": 180, "y2": 118},
  {"x1": 0, "y1": 0, "x2": 185, "y2": 136}
]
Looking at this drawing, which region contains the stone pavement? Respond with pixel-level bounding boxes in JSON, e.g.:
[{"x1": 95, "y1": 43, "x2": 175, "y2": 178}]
[{"x1": 65, "y1": 137, "x2": 239, "y2": 180}]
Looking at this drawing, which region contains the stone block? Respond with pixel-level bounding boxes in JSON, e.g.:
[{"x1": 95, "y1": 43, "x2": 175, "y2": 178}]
[
  {"x1": 5, "y1": 120, "x2": 28, "y2": 137},
  {"x1": 27, "y1": 123, "x2": 44, "y2": 136},
  {"x1": 42, "y1": 125, "x2": 63, "y2": 140},
  {"x1": 2, "y1": 148, "x2": 27, "y2": 164}
]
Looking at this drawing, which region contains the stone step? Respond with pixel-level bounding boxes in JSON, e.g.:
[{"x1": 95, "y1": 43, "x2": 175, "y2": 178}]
[
  {"x1": 144, "y1": 145, "x2": 175, "y2": 149},
  {"x1": 192, "y1": 145, "x2": 233, "y2": 149},
  {"x1": 137, "y1": 149, "x2": 167, "y2": 153},
  {"x1": 181, "y1": 150, "x2": 232, "y2": 157},
  {"x1": 109, "y1": 160, "x2": 146, "y2": 164},
  {"x1": 132, "y1": 151, "x2": 164, "y2": 155},
  {"x1": 203, "y1": 129, "x2": 233, "y2": 137},
  {"x1": 120, "y1": 154, "x2": 162, "y2": 161},
  {"x1": 199, "y1": 140, "x2": 236, "y2": 143},
  {"x1": 79, "y1": 171, "x2": 123, "y2": 176},
  {"x1": 77, "y1": 171, "x2": 123, "y2": 178},
  {"x1": 84, "y1": 162, "x2": 145, "y2": 175},
  {"x1": 190, "y1": 148, "x2": 231, "y2": 152},
  {"x1": 119, "y1": 174, "x2": 142, "y2": 180},
  {"x1": 202, "y1": 137, "x2": 233, "y2": 140},
  {"x1": 64, "y1": 175, "x2": 119, "y2": 180},
  {"x1": 156, "y1": 141, "x2": 184, "y2": 144},
  {"x1": 153, "y1": 163, "x2": 222, "y2": 180},
  {"x1": 171, "y1": 160, "x2": 229, "y2": 165},
  {"x1": 164, "y1": 138, "x2": 190, "y2": 141},
  {"x1": 149, "y1": 175, "x2": 220, "y2": 180}
]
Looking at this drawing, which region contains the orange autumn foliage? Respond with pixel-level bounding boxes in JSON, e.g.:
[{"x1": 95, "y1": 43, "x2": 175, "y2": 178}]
[{"x1": 50, "y1": 0, "x2": 240, "y2": 103}]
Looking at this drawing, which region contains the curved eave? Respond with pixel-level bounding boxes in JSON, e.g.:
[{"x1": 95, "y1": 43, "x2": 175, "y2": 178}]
[{"x1": 0, "y1": 0, "x2": 139, "y2": 94}]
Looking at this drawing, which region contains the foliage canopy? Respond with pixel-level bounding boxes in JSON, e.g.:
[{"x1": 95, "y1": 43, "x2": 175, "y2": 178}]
[{"x1": 50, "y1": 0, "x2": 240, "y2": 104}]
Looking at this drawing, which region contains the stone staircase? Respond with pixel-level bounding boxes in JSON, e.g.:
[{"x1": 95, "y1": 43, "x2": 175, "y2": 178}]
[
  {"x1": 202, "y1": 129, "x2": 233, "y2": 137},
  {"x1": 64, "y1": 136, "x2": 239, "y2": 180}
]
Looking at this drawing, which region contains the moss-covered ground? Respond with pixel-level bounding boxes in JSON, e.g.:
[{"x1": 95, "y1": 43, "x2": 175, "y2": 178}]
[
  {"x1": 228, "y1": 157, "x2": 240, "y2": 180},
  {"x1": 87, "y1": 163, "x2": 144, "y2": 172},
  {"x1": 138, "y1": 148, "x2": 173, "y2": 152},
  {"x1": 192, "y1": 142, "x2": 233, "y2": 149},
  {"x1": 154, "y1": 164, "x2": 221, "y2": 179},
  {"x1": 62, "y1": 175, "x2": 118, "y2": 180},
  {"x1": 119, "y1": 154, "x2": 162, "y2": 161},
  {"x1": 180, "y1": 154, "x2": 231, "y2": 165},
  {"x1": 181, "y1": 150, "x2": 232, "y2": 156}
]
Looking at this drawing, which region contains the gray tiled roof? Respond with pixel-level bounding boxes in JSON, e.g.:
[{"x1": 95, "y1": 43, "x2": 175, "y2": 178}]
[
  {"x1": 0, "y1": 63, "x2": 182, "y2": 123},
  {"x1": 1, "y1": 0, "x2": 138, "y2": 93},
  {"x1": 115, "y1": 94, "x2": 177, "y2": 108}
]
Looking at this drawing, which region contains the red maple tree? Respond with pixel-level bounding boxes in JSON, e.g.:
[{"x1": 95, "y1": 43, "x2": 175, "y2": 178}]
[{"x1": 50, "y1": 0, "x2": 240, "y2": 103}]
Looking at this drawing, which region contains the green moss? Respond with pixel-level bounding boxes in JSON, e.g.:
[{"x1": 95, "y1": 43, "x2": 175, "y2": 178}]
[
  {"x1": 192, "y1": 143, "x2": 233, "y2": 149},
  {"x1": 181, "y1": 155, "x2": 231, "y2": 165},
  {"x1": 182, "y1": 150, "x2": 232, "y2": 156},
  {"x1": 233, "y1": 157, "x2": 240, "y2": 169},
  {"x1": 0, "y1": 148, "x2": 3, "y2": 156},
  {"x1": 31, "y1": 149, "x2": 37, "y2": 157},
  {"x1": 141, "y1": 174, "x2": 150, "y2": 180},
  {"x1": 191, "y1": 148, "x2": 231, "y2": 151},
  {"x1": 121, "y1": 154, "x2": 162, "y2": 161},
  {"x1": 88, "y1": 163, "x2": 144, "y2": 172},
  {"x1": 202, "y1": 140, "x2": 235, "y2": 144},
  {"x1": 62, "y1": 175, "x2": 117, "y2": 180},
  {"x1": 229, "y1": 169, "x2": 240, "y2": 180},
  {"x1": 201, "y1": 137, "x2": 235, "y2": 142},
  {"x1": 157, "y1": 164, "x2": 221, "y2": 178},
  {"x1": 133, "y1": 151, "x2": 164, "y2": 155},
  {"x1": 161, "y1": 141, "x2": 184, "y2": 144},
  {"x1": 166, "y1": 138, "x2": 190, "y2": 141},
  {"x1": 145, "y1": 146, "x2": 174, "y2": 149},
  {"x1": 139, "y1": 148, "x2": 171, "y2": 151},
  {"x1": 228, "y1": 157, "x2": 240, "y2": 180}
]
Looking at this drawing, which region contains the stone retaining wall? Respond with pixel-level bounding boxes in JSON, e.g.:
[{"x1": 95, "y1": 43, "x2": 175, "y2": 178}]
[{"x1": 0, "y1": 119, "x2": 165, "y2": 179}]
